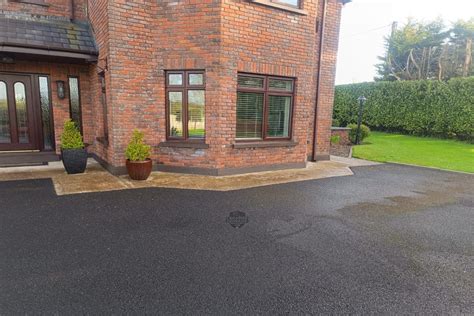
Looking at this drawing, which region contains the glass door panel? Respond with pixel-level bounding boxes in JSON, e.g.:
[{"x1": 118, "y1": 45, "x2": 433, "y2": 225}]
[
  {"x1": 0, "y1": 74, "x2": 38, "y2": 151},
  {"x1": 14, "y1": 82, "x2": 29, "y2": 144},
  {"x1": 0, "y1": 81, "x2": 10, "y2": 144}
]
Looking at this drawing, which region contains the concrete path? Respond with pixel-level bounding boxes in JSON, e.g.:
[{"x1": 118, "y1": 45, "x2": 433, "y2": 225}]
[{"x1": 0, "y1": 157, "x2": 380, "y2": 195}]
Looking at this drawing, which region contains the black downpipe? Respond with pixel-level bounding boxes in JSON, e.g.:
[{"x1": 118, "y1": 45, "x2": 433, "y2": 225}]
[
  {"x1": 69, "y1": 0, "x2": 75, "y2": 21},
  {"x1": 311, "y1": 0, "x2": 328, "y2": 161}
]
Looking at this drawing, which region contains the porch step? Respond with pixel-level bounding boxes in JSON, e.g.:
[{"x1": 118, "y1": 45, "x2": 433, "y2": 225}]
[{"x1": 0, "y1": 152, "x2": 59, "y2": 167}]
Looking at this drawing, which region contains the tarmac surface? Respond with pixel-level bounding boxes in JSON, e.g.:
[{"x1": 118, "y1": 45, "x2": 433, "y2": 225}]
[{"x1": 0, "y1": 164, "x2": 473, "y2": 314}]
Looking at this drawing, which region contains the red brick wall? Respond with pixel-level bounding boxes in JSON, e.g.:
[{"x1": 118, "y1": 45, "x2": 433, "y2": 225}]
[
  {"x1": 104, "y1": 0, "x2": 160, "y2": 167},
  {"x1": 88, "y1": 0, "x2": 344, "y2": 172},
  {"x1": 86, "y1": 0, "x2": 112, "y2": 163},
  {"x1": 101, "y1": 0, "x2": 223, "y2": 168},
  {"x1": 309, "y1": 0, "x2": 344, "y2": 160},
  {"x1": 1, "y1": 0, "x2": 87, "y2": 20},
  {"x1": 154, "y1": 1, "x2": 222, "y2": 169},
  {"x1": 1, "y1": 0, "x2": 345, "y2": 173},
  {"x1": 331, "y1": 127, "x2": 351, "y2": 146},
  {"x1": 217, "y1": 0, "x2": 320, "y2": 169}
]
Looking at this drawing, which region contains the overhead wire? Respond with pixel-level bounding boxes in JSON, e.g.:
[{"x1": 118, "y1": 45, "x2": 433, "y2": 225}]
[{"x1": 342, "y1": 23, "x2": 393, "y2": 38}]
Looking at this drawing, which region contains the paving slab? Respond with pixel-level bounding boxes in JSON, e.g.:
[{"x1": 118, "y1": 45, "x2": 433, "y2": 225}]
[
  {"x1": 330, "y1": 155, "x2": 382, "y2": 166},
  {"x1": 117, "y1": 160, "x2": 354, "y2": 192},
  {"x1": 0, "y1": 157, "x2": 378, "y2": 195}
]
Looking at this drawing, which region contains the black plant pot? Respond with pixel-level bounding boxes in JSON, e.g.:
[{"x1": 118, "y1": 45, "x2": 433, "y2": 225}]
[{"x1": 61, "y1": 148, "x2": 88, "y2": 174}]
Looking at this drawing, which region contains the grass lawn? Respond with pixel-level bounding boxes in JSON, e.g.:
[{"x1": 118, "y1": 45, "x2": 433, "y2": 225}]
[{"x1": 352, "y1": 132, "x2": 474, "y2": 173}]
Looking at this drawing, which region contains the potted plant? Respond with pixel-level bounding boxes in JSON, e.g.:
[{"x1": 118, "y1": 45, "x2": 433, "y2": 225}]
[
  {"x1": 61, "y1": 119, "x2": 87, "y2": 174},
  {"x1": 125, "y1": 129, "x2": 152, "y2": 181}
]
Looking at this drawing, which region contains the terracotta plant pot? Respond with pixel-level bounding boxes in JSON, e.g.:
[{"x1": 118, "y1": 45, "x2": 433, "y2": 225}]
[
  {"x1": 61, "y1": 148, "x2": 88, "y2": 174},
  {"x1": 126, "y1": 159, "x2": 153, "y2": 181}
]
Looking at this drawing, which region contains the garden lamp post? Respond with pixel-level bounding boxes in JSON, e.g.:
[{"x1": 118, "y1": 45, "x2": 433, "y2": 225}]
[{"x1": 355, "y1": 96, "x2": 367, "y2": 145}]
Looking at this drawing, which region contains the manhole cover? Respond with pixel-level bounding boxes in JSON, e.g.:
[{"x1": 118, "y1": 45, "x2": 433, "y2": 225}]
[{"x1": 226, "y1": 211, "x2": 249, "y2": 228}]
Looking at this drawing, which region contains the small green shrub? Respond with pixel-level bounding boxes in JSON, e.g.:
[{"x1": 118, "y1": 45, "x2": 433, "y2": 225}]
[
  {"x1": 348, "y1": 123, "x2": 371, "y2": 144},
  {"x1": 330, "y1": 135, "x2": 341, "y2": 145},
  {"x1": 125, "y1": 129, "x2": 151, "y2": 161},
  {"x1": 61, "y1": 119, "x2": 84, "y2": 149}
]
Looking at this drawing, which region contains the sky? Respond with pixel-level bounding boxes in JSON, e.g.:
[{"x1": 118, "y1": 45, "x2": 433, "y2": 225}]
[{"x1": 335, "y1": 0, "x2": 474, "y2": 85}]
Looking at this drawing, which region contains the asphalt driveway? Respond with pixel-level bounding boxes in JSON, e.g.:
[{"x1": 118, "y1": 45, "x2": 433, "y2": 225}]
[{"x1": 1, "y1": 164, "x2": 473, "y2": 314}]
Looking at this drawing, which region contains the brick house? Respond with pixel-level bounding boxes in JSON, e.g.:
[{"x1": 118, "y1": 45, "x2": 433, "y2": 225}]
[{"x1": 0, "y1": 0, "x2": 349, "y2": 175}]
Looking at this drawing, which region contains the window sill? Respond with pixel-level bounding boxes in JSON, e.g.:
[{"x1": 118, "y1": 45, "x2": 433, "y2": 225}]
[
  {"x1": 249, "y1": 0, "x2": 308, "y2": 15},
  {"x1": 159, "y1": 141, "x2": 209, "y2": 149},
  {"x1": 233, "y1": 140, "x2": 298, "y2": 149}
]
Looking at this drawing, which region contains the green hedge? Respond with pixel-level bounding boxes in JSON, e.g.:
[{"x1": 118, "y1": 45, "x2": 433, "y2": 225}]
[{"x1": 333, "y1": 77, "x2": 474, "y2": 141}]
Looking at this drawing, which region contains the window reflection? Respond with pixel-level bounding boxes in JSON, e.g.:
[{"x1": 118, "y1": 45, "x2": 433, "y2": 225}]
[
  {"x1": 14, "y1": 82, "x2": 29, "y2": 144},
  {"x1": 39, "y1": 77, "x2": 54, "y2": 150},
  {"x1": 188, "y1": 90, "x2": 205, "y2": 138},
  {"x1": 189, "y1": 73, "x2": 204, "y2": 86},
  {"x1": 0, "y1": 81, "x2": 10, "y2": 144},
  {"x1": 267, "y1": 95, "x2": 291, "y2": 138},
  {"x1": 68, "y1": 77, "x2": 82, "y2": 132},
  {"x1": 168, "y1": 74, "x2": 183, "y2": 86},
  {"x1": 169, "y1": 91, "x2": 183, "y2": 137}
]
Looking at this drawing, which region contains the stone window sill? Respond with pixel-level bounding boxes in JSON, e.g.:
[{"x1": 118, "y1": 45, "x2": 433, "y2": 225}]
[
  {"x1": 158, "y1": 141, "x2": 209, "y2": 149},
  {"x1": 233, "y1": 140, "x2": 298, "y2": 149},
  {"x1": 249, "y1": 0, "x2": 308, "y2": 15}
]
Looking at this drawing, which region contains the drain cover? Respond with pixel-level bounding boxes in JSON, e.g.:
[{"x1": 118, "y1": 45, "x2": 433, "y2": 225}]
[{"x1": 226, "y1": 211, "x2": 249, "y2": 228}]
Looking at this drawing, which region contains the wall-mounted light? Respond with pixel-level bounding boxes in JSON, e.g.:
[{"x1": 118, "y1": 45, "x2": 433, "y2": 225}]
[{"x1": 56, "y1": 80, "x2": 66, "y2": 99}]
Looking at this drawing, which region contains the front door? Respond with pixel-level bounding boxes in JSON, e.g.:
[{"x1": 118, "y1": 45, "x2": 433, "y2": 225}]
[{"x1": 0, "y1": 74, "x2": 39, "y2": 151}]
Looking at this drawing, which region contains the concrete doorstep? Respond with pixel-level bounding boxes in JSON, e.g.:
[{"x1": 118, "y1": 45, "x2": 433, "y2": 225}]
[{"x1": 0, "y1": 157, "x2": 380, "y2": 195}]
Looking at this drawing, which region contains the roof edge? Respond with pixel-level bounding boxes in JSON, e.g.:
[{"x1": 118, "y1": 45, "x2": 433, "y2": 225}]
[{"x1": 0, "y1": 45, "x2": 98, "y2": 62}]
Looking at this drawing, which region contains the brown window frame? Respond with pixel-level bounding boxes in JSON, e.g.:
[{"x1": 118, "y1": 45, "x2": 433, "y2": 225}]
[
  {"x1": 236, "y1": 73, "x2": 295, "y2": 142},
  {"x1": 165, "y1": 70, "x2": 206, "y2": 142}
]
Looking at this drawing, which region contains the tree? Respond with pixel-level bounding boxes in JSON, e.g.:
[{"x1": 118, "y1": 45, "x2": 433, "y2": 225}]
[
  {"x1": 444, "y1": 19, "x2": 474, "y2": 79},
  {"x1": 376, "y1": 18, "x2": 474, "y2": 81}
]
